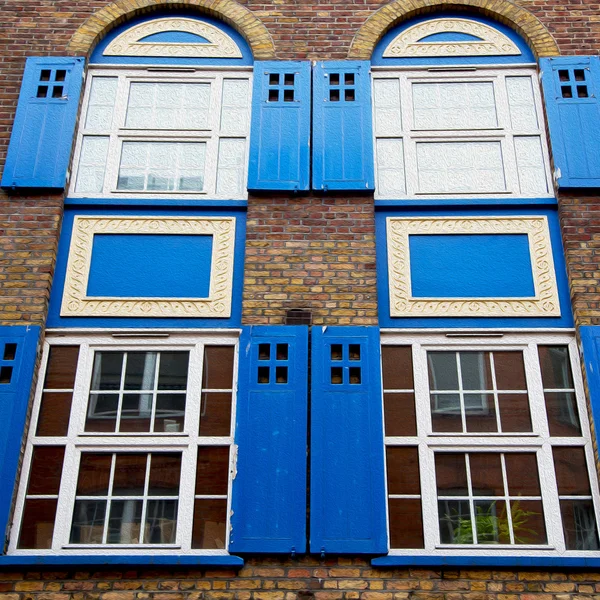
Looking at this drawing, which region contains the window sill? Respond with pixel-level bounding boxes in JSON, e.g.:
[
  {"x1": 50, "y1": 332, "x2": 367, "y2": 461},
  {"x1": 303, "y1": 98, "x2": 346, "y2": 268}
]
[
  {"x1": 64, "y1": 198, "x2": 249, "y2": 209},
  {"x1": 374, "y1": 198, "x2": 558, "y2": 208},
  {"x1": 371, "y1": 555, "x2": 600, "y2": 568},
  {"x1": 0, "y1": 555, "x2": 244, "y2": 568}
]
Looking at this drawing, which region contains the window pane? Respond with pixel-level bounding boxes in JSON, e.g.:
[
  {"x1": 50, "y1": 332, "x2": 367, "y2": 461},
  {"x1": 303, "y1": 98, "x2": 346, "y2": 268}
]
[
  {"x1": 438, "y1": 499, "x2": 471, "y2": 544},
  {"x1": 384, "y1": 393, "x2": 417, "y2": 436},
  {"x1": 465, "y1": 394, "x2": 496, "y2": 433},
  {"x1": 149, "y1": 454, "x2": 181, "y2": 496},
  {"x1": 91, "y1": 352, "x2": 123, "y2": 390},
  {"x1": 473, "y1": 499, "x2": 510, "y2": 544},
  {"x1": 431, "y1": 394, "x2": 462, "y2": 432},
  {"x1": 386, "y1": 447, "x2": 420, "y2": 495},
  {"x1": 493, "y1": 352, "x2": 527, "y2": 391},
  {"x1": 388, "y1": 499, "x2": 424, "y2": 548},
  {"x1": 113, "y1": 454, "x2": 147, "y2": 496},
  {"x1": 155, "y1": 393, "x2": 186, "y2": 433},
  {"x1": 506, "y1": 76, "x2": 538, "y2": 130},
  {"x1": 428, "y1": 352, "x2": 458, "y2": 390},
  {"x1": 158, "y1": 352, "x2": 189, "y2": 390},
  {"x1": 199, "y1": 392, "x2": 232, "y2": 436},
  {"x1": 196, "y1": 447, "x2": 229, "y2": 495},
  {"x1": 553, "y1": 447, "x2": 592, "y2": 495},
  {"x1": 498, "y1": 393, "x2": 532, "y2": 432},
  {"x1": 505, "y1": 453, "x2": 541, "y2": 496},
  {"x1": 203, "y1": 346, "x2": 235, "y2": 389},
  {"x1": 144, "y1": 500, "x2": 178, "y2": 544},
  {"x1": 85, "y1": 76, "x2": 117, "y2": 131},
  {"x1": 436, "y1": 454, "x2": 468, "y2": 496},
  {"x1": 382, "y1": 346, "x2": 414, "y2": 389},
  {"x1": 70, "y1": 500, "x2": 106, "y2": 544},
  {"x1": 43, "y1": 346, "x2": 79, "y2": 389},
  {"x1": 17, "y1": 499, "x2": 58, "y2": 549},
  {"x1": 36, "y1": 392, "x2": 73, "y2": 436},
  {"x1": 513, "y1": 500, "x2": 547, "y2": 545},
  {"x1": 108, "y1": 500, "x2": 143, "y2": 544},
  {"x1": 124, "y1": 352, "x2": 157, "y2": 390},
  {"x1": 560, "y1": 500, "x2": 599, "y2": 550},
  {"x1": 539, "y1": 346, "x2": 574, "y2": 388},
  {"x1": 470, "y1": 454, "x2": 503, "y2": 496},
  {"x1": 77, "y1": 454, "x2": 112, "y2": 496},
  {"x1": 545, "y1": 392, "x2": 582, "y2": 436},
  {"x1": 120, "y1": 393, "x2": 152, "y2": 432},
  {"x1": 27, "y1": 446, "x2": 65, "y2": 495},
  {"x1": 460, "y1": 352, "x2": 492, "y2": 390},
  {"x1": 75, "y1": 136, "x2": 109, "y2": 193},
  {"x1": 85, "y1": 393, "x2": 119, "y2": 432},
  {"x1": 192, "y1": 499, "x2": 227, "y2": 549}
]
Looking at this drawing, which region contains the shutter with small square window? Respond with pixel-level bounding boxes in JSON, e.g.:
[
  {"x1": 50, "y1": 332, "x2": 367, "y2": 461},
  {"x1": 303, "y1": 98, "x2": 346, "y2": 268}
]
[
  {"x1": 0, "y1": 326, "x2": 40, "y2": 540},
  {"x1": 312, "y1": 61, "x2": 375, "y2": 191},
  {"x1": 540, "y1": 56, "x2": 600, "y2": 188},
  {"x1": 1, "y1": 57, "x2": 85, "y2": 190},
  {"x1": 310, "y1": 326, "x2": 387, "y2": 554},
  {"x1": 230, "y1": 325, "x2": 308, "y2": 553},
  {"x1": 247, "y1": 62, "x2": 311, "y2": 191}
]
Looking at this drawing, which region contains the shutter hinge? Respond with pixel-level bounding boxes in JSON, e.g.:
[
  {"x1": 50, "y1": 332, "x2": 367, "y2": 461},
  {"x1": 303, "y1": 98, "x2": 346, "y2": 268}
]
[
  {"x1": 291, "y1": 546, "x2": 296, "y2": 558},
  {"x1": 320, "y1": 547, "x2": 326, "y2": 559}
]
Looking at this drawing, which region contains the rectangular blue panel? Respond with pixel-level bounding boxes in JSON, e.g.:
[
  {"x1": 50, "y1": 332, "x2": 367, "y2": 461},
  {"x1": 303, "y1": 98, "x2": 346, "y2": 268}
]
[
  {"x1": 87, "y1": 234, "x2": 213, "y2": 298},
  {"x1": 312, "y1": 61, "x2": 374, "y2": 191},
  {"x1": 1, "y1": 57, "x2": 84, "y2": 189},
  {"x1": 409, "y1": 234, "x2": 535, "y2": 298},
  {"x1": 540, "y1": 57, "x2": 600, "y2": 188},
  {"x1": 310, "y1": 326, "x2": 387, "y2": 554},
  {"x1": 248, "y1": 62, "x2": 311, "y2": 191},
  {"x1": 230, "y1": 325, "x2": 308, "y2": 553},
  {"x1": 580, "y1": 326, "x2": 600, "y2": 447},
  {"x1": 0, "y1": 325, "x2": 40, "y2": 542}
]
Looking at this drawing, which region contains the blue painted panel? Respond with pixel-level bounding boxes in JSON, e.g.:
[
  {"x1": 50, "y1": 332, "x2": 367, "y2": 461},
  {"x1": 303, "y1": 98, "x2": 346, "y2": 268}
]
[
  {"x1": 372, "y1": 13, "x2": 534, "y2": 66},
  {"x1": 91, "y1": 12, "x2": 252, "y2": 66},
  {"x1": 579, "y1": 326, "x2": 600, "y2": 447},
  {"x1": 540, "y1": 57, "x2": 600, "y2": 188},
  {"x1": 312, "y1": 61, "x2": 374, "y2": 191},
  {"x1": 310, "y1": 326, "x2": 387, "y2": 554},
  {"x1": 47, "y1": 207, "x2": 246, "y2": 329},
  {"x1": 139, "y1": 31, "x2": 210, "y2": 44},
  {"x1": 248, "y1": 62, "x2": 311, "y2": 191},
  {"x1": 0, "y1": 555, "x2": 243, "y2": 567},
  {"x1": 409, "y1": 234, "x2": 535, "y2": 298},
  {"x1": 420, "y1": 32, "x2": 482, "y2": 42},
  {"x1": 376, "y1": 207, "x2": 573, "y2": 329},
  {"x1": 230, "y1": 326, "x2": 308, "y2": 553},
  {"x1": 0, "y1": 326, "x2": 40, "y2": 543},
  {"x1": 87, "y1": 234, "x2": 213, "y2": 298},
  {"x1": 1, "y1": 57, "x2": 84, "y2": 189}
]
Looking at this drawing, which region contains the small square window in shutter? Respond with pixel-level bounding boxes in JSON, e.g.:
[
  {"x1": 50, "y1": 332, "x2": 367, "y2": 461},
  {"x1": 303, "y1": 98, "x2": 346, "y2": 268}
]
[
  {"x1": 310, "y1": 326, "x2": 387, "y2": 554},
  {"x1": 247, "y1": 62, "x2": 311, "y2": 191},
  {"x1": 312, "y1": 62, "x2": 375, "y2": 191},
  {"x1": 230, "y1": 325, "x2": 308, "y2": 553},
  {"x1": 0, "y1": 326, "x2": 40, "y2": 542},
  {"x1": 540, "y1": 56, "x2": 600, "y2": 188},
  {"x1": 1, "y1": 57, "x2": 85, "y2": 190}
]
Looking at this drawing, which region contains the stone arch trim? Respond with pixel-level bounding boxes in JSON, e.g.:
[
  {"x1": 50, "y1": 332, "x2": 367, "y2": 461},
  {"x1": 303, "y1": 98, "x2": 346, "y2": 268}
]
[
  {"x1": 67, "y1": 0, "x2": 275, "y2": 59},
  {"x1": 348, "y1": 0, "x2": 559, "y2": 60}
]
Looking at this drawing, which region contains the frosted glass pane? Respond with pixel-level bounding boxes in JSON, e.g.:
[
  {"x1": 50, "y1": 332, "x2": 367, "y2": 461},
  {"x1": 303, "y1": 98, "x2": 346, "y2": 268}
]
[
  {"x1": 506, "y1": 76, "x2": 539, "y2": 130},
  {"x1": 216, "y1": 138, "x2": 246, "y2": 196},
  {"x1": 75, "y1": 136, "x2": 110, "y2": 193},
  {"x1": 85, "y1": 77, "x2": 117, "y2": 131},
  {"x1": 373, "y1": 79, "x2": 403, "y2": 136},
  {"x1": 412, "y1": 82, "x2": 497, "y2": 130},
  {"x1": 416, "y1": 141, "x2": 506, "y2": 193},
  {"x1": 514, "y1": 136, "x2": 548, "y2": 194},
  {"x1": 376, "y1": 138, "x2": 406, "y2": 196},
  {"x1": 220, "y1": 79, "x2": 250, "y2": 135}
]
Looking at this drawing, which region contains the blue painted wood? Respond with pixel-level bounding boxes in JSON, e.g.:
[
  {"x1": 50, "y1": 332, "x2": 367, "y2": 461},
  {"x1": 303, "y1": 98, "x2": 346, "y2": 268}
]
[
  {"x1": 0, "y1": 555, "x2": 244, "y2": 567},
  {"x1": 310, "y1": 326, "x2": 387, "y2": 554},
  {"x1": 1, "y1": 57, "x2": 84, "y2": 190},
  {"x1": 0, "y1": 326, "x2": 40, "y2": 543},
  {"x1": 312, "y1": 61, "x2": 374, "y2": 191},
  {"x1": 540, "y1": 56, "x2": 600, "y2": 188},
  {"x1": 248, "y1": 62, "x2": 311, "y2": 191},
  {"x1": 579, "y1": 326, "x2": 600, "y2": 446},
  {"x1": 372, "y1": 556, "x2": 600, "y2": 568},
  {"x1": 230, "y1": 325, "x2": 308, "y2": 553}
]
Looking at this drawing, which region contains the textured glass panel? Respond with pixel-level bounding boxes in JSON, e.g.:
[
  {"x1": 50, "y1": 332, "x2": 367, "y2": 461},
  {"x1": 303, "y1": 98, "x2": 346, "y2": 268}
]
[
  {"x1": 506, "y1": 76, "x2": 539, "y2": 130},
  {"x1": 75, "y1": 136, "x2": 109, "y2": 193},
  {"x1": 373, "y1": 79, "x2": 403, "y2": 136},
  {"x1": 220, "y1": 79, "x2": 250, "y2": 135},
  {"x1": 216, "y1": 138, "x2": 245, "y2": 196},
  {"x1": 85, "y1": 77, "x2": 117, "y2": 130},
  {"x1": 376, "y1": 138, "x2": 406, "y2": 196},
  {"x1": 388, "y1": 498, "x2": 424, "y2": 548},
  {"x1": 386, "y1": 447, "x2": 420, "y2": 495},
  {"x1": 416, "y1": 141, "x2": 506, "y2": 194},
  {"x1": 514, "y1": 136, "x2": 548, "y2": 194},
  {"x1": 192, "y1": 499, "x2": 227, "y2": 549}
]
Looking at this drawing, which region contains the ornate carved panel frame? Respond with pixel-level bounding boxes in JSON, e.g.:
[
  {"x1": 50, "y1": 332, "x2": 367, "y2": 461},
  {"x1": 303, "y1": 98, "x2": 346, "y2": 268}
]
[
  {"x1": 61, "y1": 215, "x2": 236, "y2": 318},
  {"x1": 386, "y1": 216, "x2": 561, "y2": 317}
]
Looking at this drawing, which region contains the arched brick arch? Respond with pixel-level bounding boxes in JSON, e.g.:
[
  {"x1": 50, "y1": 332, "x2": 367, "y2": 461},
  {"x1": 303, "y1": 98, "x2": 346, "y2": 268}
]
[
  {"x1": 67, "y1": 0, "x2": 275, "y2": 59},
  {"x1": 348, "y1": 0, "x2": 559, "y2": 60}
]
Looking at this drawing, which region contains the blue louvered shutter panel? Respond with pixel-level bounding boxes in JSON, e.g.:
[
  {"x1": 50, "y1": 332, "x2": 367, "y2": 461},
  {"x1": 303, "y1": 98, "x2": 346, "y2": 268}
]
[
  {"x1": 0, "y1": 326, "x2": 40, "y2": 541},
  {"x1": 1, "y1": 57, "x2": 85, "y2": 190},
  {"x1": 312, "y1": 61, "x2": 374, "y2": 191},
  {"x1": 310, "y1": 326, "x2": 387, "y2": 554},
  {"x1": 247, "y1": 62, "x2": 311, "y2": 191},
  {"x1": 540, "y1": 56, "x2": 600, "y2": 188},
  {"x1": 230, "y1": 325, "x2": 308, "y2": 553}
]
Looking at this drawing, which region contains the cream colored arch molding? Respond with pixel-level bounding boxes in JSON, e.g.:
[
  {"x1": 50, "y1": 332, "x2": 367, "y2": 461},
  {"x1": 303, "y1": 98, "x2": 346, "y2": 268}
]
[
  {"x1": 382, "y1": 18, "x2": 520, "y2": 58},
  {"x1": 386, "y1": 216, "x2": 561, "y2": 318},
  {"x1": 68, "y1": 0, "x2": 276, "y2": 60},
  {"x1": 348, "y1": 0, "x2": 559, "y2": 60},
  {"x1": 104, "y1": 17, "x2": 243, "y2": 58}
]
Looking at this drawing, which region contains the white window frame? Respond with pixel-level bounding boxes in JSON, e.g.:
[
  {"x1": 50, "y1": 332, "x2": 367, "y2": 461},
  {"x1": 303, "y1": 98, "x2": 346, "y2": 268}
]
[
  {"x1": 8, "y1": 330, "x2": 239, "y2": 555},
  {"x1": 68, "y1": 66, "x2": 252, "y2": 200},
  {"x1": 382, "y1": 330, "x2": 600, "y2": 556},
  {"x1": 372, "y1": 65, "x2": 554, "y2": 200}
]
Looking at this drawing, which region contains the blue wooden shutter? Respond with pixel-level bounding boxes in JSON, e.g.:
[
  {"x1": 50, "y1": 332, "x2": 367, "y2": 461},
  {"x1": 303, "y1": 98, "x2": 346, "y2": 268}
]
[
  {"x1": 247, "y1": 62, "x2": 311, "y2": 191},
  {"x1": 310, "y1": 326, "x2": 387, "y2": 554},
  {"x1": 580, "y1": 326, "x2": 600, "y2": 443},
  {"x1": 1, "y1": 57, "x2": 85, "y2": 190},
  {"x1": 540, "y1": 56, "x2": 600, "y2": 188},
  {"x1": 0, "y1": 326, "x2": 40, "y2": 541},
  {"x1": 230, "y1": 325, "x2": 308, "y2": 553},
  {"x1": 312, "y1": 61, "x2": 374, "y2": 191}
]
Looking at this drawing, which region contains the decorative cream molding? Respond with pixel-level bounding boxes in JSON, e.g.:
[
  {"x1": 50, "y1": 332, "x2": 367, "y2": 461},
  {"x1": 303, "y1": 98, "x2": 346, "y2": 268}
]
[
  {"x1": 382, "y1": 18, "x2": 521, "y2": 58},
  {"x1": 104, "y1": 18, "x2": 243, "y2": 58},
  {"x1": 387, "y1": 216, "x2": 561, "y2": 318},
  {"x1": 61, "y1": 216, "x2": 236, "y2": 318}
]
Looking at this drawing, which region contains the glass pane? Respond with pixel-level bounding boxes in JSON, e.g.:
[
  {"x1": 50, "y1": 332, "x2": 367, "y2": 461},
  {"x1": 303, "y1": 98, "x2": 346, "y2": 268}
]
[
  {"x1": 383, "y1": 393, "x2": 417, "y2": 436},
  {"x1": 107, "y1": 500, "x2": 143, "y2": 544},
  {"x1": 382, "y1": 346, "x2": 414, "y2": 389},
  {"x1": 155, "y1": 393, "x2": 186, "y2": 433},
  {"x1": 505, "y1": 453, "x2": 541, "y2": 496},
  {"x1": 545, "y1": 392, "x2": 582, "y2": 436},
  {"x1": 119, "y1": 393, "x2": 153, "y2": 432},
  {"x1": 199, "y1": 392, "x2": 232, "y2": 437},
  {"x1": 512, "y1": 500, "x2": 547, "y2": 545},
  {"x1": 75, "y1": 136, "x2": 109, "y2": 193},
  {"x1": 388, "y1": 498, "x2": 424, "y2": 548},
  {"x1": 85, "y1": 393, "x2": 118, "y2": 432},
  {"x1": 498, "y1": 393, "x2": 532, "y2": 432},
  {"x1": 539, "y1": 346, "x2": 574, "y2": 388},
  {"x1": 560, "y1": 500, "x2": 599, "y2": 550},
  {"x1": 27, "y1": 446, "x2": 65, "y2": 495},
  {"x1": 506, "y1": 76, "x2": 538, "y2": 130},
  {"x1": 553, "y1": 447, "x2": 592, "y2": 495},
  {"x1": 70, "y1": 500, "x2": 106, "y2": 544},
  {"x1": 431, "y1": 394, "x2": 461, "y2": 433},
  {"x1": 158, "y1": 352, "x2": 189, "y2": 390},
  {"x1": 203, "y1": 347, "x2": 235, "y2": 389},
  {"x1": 438, "y1": 499, "x2": 471, "y2": 544},
  {"x1": 195, "y1": 446, "x2": 229, "y2": 495},
  {"x1": 428, "y1": 352, "x2": 459, "y2": 390},
  {"x1": 436, "y1": 453, "x2": 468, "y2": 496},
  {"x1": 44, "y1": 346, "x2": 79, "y2": 389},
  {"x1": 494, "y1": 352, "x2": 527, "y2": 390},
  {"x1": 124, "y1": 352, "x2": 157, "y2": 390},
  {"x1": 77, "y1": 454, "x2": 112, "y2": 496},
  {"x1": 36, "y1": 392, "x2": 73, "y2": 436},
  {"x1": 144, "y1": 499, "x2": 178, "y2": 544},
  {"x1": 465, "y1": 394, "x2": 497, "y2": 433},
  {"x1": 192, "y1": 499, "x2": 227, "y2": 549},
  {"x1": 17, "y1": 499, "x2": 58, "y2": 549},
  {"x1": 386, "y1": 447, "x2": 420, "y2": 495},
  {"x1": 460, "y1": 352, "x2": 492, "y2": 390},
  {"x1": 91, "y1": 352, "x2": 123, "y2": 390},
  {"x1": 469, "y1": 454, "x2": 503, "y2": 496},
  {"x1": 148, "y1": 454, "x2": 181, "y2": 496},
  {"x1": 85, "y1": 76, "x2": 117, "y2": 130},
  {"x1": 474, "y1": 499, "x2": 509, "y2": 544},
  {"x1": 113, "y1": 454, "x2": 147, "y2": 496}
]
